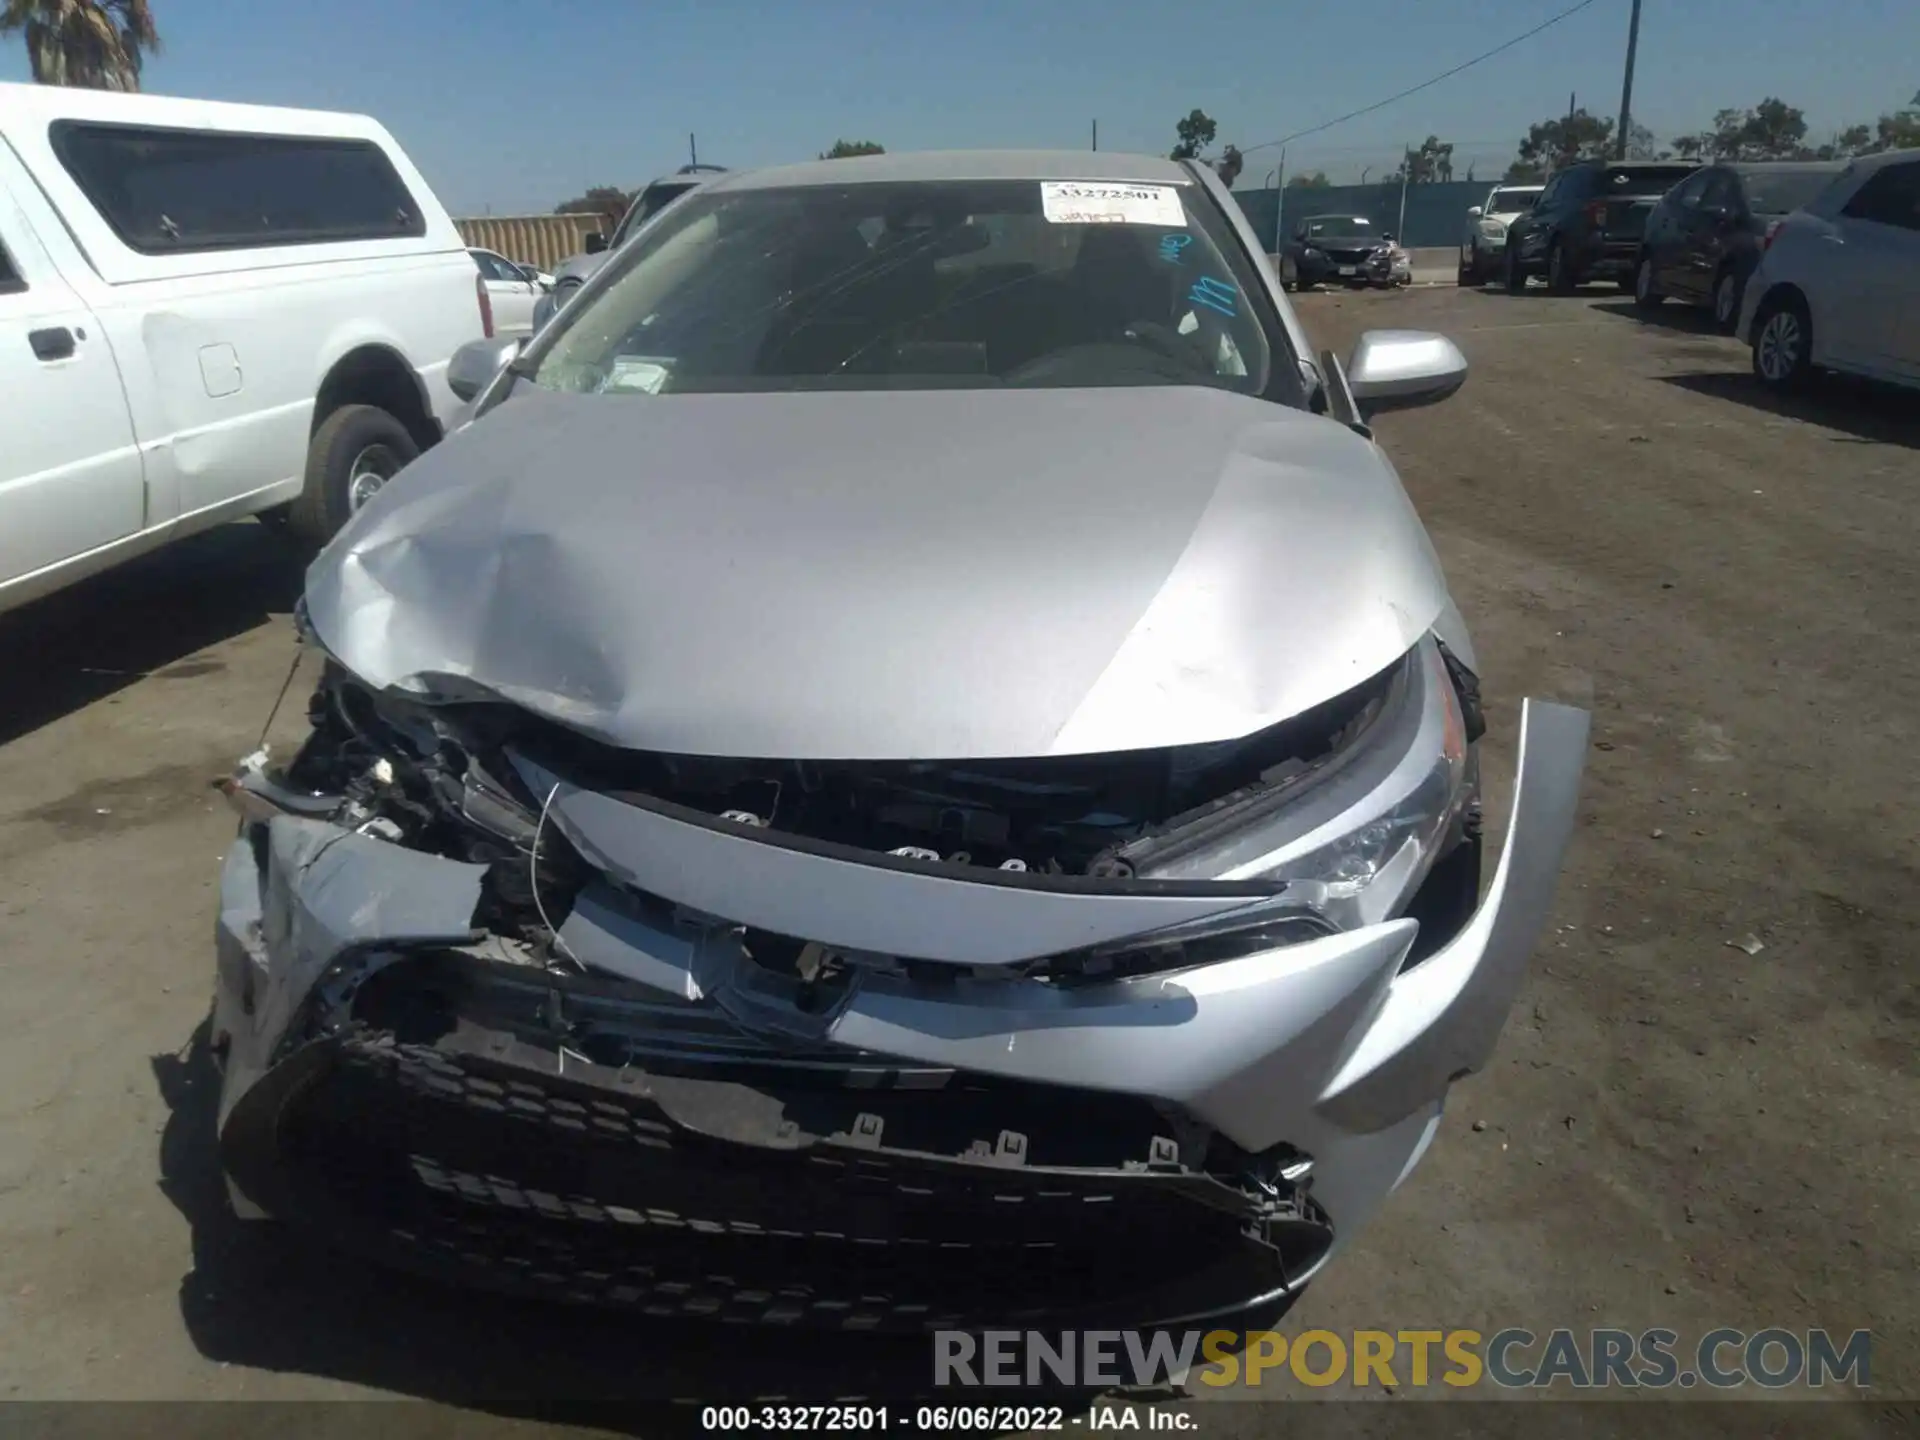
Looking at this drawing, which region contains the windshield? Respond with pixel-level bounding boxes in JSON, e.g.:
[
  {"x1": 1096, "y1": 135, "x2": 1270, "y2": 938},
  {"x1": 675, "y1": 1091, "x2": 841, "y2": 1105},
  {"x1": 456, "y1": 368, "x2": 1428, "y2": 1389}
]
[
  {"x1": 1487, "y1": 189, "x2": 1539, "y2": 213},
  {"x1": 1602, "y1": 165, "x2": 1699, "y2": 197},
  {"x1": 610, "y1": 182, "x2": 699, "y2": 247},
  {"x1": 1304, "y1": 216, "x2": 1372, "y2": 238},
  {"x1": 1737, "y1": 167, "x2": 1842, "y2": 216},
  {"x1": 526, "y1": 177, "x2": 1287, "y2": 400}
]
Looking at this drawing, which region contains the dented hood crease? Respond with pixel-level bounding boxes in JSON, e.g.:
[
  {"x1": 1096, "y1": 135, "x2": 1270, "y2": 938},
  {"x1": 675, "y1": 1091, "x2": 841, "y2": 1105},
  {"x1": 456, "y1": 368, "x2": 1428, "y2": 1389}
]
[{"x1": 303, "y1": 386, "x2": 1450, "y2": 760}]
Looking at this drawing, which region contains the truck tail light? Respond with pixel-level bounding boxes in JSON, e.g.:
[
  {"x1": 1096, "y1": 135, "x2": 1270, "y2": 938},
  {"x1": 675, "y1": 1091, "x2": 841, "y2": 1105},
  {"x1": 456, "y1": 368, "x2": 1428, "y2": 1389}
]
[
  {"x1": 476, "y1": 273, "x2": 494, "y2": 338},
  {"x1": 1585, "y1": 199, "x2": 1609, "y2": 227},
  {"x1": 1762, "y1": 219, "x2": 1784, "y2": 252}
]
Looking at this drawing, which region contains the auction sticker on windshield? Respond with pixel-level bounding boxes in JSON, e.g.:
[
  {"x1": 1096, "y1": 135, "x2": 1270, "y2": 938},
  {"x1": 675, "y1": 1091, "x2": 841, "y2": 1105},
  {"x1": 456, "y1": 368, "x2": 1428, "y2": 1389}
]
[{"x1": 1041, "y1": 181, "x2": 1184, "y2": 226}]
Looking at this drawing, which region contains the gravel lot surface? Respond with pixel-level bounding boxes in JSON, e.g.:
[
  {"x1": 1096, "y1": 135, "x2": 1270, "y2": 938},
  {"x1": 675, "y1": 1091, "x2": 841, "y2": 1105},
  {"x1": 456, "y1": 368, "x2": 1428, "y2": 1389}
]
[{"x1": 0, "y1": 286, "x2": 1912, "y2": 1437}]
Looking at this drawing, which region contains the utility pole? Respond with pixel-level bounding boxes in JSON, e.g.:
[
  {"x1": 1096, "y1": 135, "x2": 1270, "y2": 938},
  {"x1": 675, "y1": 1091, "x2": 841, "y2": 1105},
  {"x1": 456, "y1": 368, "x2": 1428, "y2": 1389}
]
[
  {"x1": 689, "y1": 132, "x2": 698, "y2": 166},
  {"x1": 1091, "y1": 119, "x2": 1098, "y2": 151},
  {"x1": 1615, "y1": 0, "x2": 1644, "y2": 160},
  {"x1": 1397, "y1": 142, "x2": 1410, "y2": 240},
  {"x1": 1273, "y1": 147, "x2": 1287, "y2": 252}
]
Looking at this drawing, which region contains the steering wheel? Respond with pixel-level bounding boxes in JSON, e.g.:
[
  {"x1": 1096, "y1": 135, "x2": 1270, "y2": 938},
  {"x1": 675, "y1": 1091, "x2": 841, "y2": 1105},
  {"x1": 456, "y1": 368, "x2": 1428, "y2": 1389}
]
[{"x1": 1121, "y1": 319, "x2": 1197, "y2": 362}]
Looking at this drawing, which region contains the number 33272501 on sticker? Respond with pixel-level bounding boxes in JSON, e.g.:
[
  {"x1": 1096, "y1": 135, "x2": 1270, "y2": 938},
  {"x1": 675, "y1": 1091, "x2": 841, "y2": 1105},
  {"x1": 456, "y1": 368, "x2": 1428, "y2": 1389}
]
[{"x1": 1040, "y1": 181, "x2": 1184, "y2": 227}]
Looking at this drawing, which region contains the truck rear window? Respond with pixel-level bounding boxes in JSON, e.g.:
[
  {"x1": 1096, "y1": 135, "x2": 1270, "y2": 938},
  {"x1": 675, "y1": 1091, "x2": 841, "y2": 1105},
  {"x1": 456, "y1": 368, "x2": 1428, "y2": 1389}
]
[{"x1": 49, "y1": 122, "x2": 426, "y2": 255}]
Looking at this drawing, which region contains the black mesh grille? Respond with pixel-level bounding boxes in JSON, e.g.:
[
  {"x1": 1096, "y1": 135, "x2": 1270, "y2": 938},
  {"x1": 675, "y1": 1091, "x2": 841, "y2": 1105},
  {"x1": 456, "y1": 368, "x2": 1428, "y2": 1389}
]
[{"x1": 231, "y1": 1018, "x2": 1330, "y2": 1330}]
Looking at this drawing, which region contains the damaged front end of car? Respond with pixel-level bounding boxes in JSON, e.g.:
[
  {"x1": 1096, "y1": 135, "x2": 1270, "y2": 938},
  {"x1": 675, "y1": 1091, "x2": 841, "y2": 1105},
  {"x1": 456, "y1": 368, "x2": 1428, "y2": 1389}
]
[{"x1": 211, "y1": 605, "x2": 1587, "y2": 1332}]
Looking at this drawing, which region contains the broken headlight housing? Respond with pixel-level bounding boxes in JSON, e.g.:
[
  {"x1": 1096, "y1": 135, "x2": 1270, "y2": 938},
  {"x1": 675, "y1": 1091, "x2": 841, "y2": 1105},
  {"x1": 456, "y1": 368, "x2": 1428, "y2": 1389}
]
[{"x1": 1120, "y1": 637, "x2": 1475, "y2": 935}]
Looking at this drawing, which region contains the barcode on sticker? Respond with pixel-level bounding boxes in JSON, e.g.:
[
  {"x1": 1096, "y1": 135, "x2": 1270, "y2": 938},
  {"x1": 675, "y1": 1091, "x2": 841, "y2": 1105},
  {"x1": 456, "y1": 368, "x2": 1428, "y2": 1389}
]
[{"x1": 1040, "y1": 181, "x2": 1184, "y2": 227}]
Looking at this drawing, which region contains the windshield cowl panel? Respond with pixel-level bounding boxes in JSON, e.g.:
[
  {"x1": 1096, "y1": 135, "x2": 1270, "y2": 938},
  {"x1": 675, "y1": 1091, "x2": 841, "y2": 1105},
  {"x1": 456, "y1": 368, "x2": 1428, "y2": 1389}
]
[{"x1": 525, "y1": 176, "x2": 1299, "y2": 407}]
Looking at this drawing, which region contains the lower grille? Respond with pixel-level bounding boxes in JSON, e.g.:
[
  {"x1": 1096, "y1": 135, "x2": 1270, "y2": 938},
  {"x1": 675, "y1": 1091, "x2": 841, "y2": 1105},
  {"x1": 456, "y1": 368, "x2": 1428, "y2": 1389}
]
[{"x1": 221, "y1": 954, "x2": 1333, "y2": 1330}]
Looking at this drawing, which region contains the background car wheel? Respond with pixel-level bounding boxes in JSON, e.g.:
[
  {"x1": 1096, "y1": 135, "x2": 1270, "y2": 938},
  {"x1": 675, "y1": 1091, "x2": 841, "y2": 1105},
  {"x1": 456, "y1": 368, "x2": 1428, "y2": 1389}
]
[
  {"x1": 1457, "y1": 255, "x2": 1476, "y2": 286},
  {"x1": 289, "y1": 404, "x2": 421, "y2": 548},
  {"x1": 1712, "y1": 270, "x2": 1743, "y2": 333},
  {"x1": 1634, "y1": 256, "x2": 1664, "y2": 309},
  {"x1": 1751, "y1": 292, "x2": 1814, "y2": 392},
  {"x1": 1547, "y1": 240, "x2": 1576, "y2": 295}
]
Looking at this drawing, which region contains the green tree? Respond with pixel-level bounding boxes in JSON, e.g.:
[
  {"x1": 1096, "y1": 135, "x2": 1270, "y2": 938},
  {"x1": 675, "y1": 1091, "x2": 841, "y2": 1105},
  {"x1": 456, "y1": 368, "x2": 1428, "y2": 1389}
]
[
  {"x1": 1170, "y1": 109, "x2": 1217, "y2": 161},
  {"x1": 821, "y1": 139, "x2": 885, "y2": 159},
  {"x1": 0, "y1": 0, "x2": 159, "y2": 89},
  {"x1": 1395, "y1": 135, "x2": 1455, "y2": 184},
  {"x1": 1868, "y1": 105, "x2": 1920, "y2": 152},
  {"x1": 1507, "y1": 107, "x2": 1614, "y2": 180},
  {"x1": 555, "y1": 185, "x2": 632, "y2": 228},
  {"x1": 1625, "y1": 122, "x2": 1662, "y2": 160},
  {"x1": 1212, "y1": 143, "x2": 1244, "y2": 188},
  {"x1": 1286, "y1": 171, "x2": 1332, "y2": 189},
  {"x1": 1698, "y1": 98, "x2": 1809, "y2": 160}
]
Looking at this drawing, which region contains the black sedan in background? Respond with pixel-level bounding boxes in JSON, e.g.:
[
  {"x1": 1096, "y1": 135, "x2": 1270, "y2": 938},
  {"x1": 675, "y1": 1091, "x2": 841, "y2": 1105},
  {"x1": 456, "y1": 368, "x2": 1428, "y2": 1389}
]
[
  {"x1": 1633, "y1": 161, "x2": 1845, "y2": 330},
  {"x1": 1278, "y1": 214, "x2": 1403, "y2": 290}
]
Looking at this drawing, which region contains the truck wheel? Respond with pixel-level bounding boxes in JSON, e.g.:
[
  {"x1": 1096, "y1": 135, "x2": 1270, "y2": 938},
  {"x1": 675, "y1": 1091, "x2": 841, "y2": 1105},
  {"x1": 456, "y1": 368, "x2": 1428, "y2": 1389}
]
[
  {"x1": 289, "y1": 404, "x2": 420, "y2": 548},
  {"x1": 1712, "y1": 269, "x2": 1743, "y2": 333},
  {"x1": 1547, "y1": 239, "x2": 1577, "y2": 295},
  {"x1": 1633, "y1": 256, "x2": 1664, "y2": 309}
]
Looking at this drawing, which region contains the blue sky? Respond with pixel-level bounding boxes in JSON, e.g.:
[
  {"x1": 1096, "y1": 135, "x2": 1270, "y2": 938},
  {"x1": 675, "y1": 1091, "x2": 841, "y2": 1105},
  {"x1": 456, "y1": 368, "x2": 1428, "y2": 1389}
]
[{"x1": 4, "y1": 0, "x2": 1916, "y2": 213}]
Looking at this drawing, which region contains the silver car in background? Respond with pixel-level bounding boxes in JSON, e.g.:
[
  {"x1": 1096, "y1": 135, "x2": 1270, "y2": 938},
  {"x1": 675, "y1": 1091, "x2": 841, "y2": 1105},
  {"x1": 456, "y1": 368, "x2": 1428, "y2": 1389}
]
[
  {"x1": 213, "y1": 150, "x2": 1588, "y2": 1331},
  {"x1": 1738, "y1": 147, "x2": 1920, "y2": 392}
]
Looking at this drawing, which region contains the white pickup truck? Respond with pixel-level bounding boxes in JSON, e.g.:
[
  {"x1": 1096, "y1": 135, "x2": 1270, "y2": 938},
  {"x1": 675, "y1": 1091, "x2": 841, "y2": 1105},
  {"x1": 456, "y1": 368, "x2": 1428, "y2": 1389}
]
[{"x1": 1, "y1": 83, "x2": 488, "y2": 618}]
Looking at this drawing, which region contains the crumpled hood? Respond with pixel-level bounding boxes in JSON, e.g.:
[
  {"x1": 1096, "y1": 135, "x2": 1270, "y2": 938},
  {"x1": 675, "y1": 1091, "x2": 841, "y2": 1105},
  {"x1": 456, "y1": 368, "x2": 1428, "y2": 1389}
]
[{"x1": 304, "y1": 385, "x2": 1451, "y2": 760}]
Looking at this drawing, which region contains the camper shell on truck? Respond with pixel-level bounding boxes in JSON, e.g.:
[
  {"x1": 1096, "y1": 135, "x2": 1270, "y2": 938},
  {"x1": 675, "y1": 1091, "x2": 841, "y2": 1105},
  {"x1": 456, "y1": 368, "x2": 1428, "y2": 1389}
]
[{"x1": 0, "y1": 83, "x2": 486, "y2": 616}]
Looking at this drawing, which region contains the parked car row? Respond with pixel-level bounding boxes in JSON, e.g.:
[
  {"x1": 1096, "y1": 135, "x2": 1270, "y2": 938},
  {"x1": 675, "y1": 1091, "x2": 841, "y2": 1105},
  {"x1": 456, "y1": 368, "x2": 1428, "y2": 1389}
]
[{"x1": 1462, "y1": 150, "x2": 1920, "y2": 396}]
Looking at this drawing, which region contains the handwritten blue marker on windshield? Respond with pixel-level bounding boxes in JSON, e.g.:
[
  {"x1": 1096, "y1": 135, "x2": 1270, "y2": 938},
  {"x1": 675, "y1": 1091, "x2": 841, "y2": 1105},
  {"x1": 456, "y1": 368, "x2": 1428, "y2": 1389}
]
[
  {"x1": 1158, "y1": 232, "x2": 1193, "y2": 263},
  {"x1": 1190, "y1": 275, "x2": 1237, "y2": 316}
]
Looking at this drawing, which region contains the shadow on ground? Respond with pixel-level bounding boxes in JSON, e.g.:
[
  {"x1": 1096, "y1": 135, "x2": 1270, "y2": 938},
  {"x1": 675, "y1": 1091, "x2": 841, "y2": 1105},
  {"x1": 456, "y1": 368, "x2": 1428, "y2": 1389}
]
[
  {"x1": 1659, "y1": 371, "x2": 1920, "y2": 451},
  {"x1": 1589, "y1": 298, "x2": 1732, "y2": 337},
  {"x1": 0, "y1": 523, "x2": 301, "y2": 748},
  {"x1": 150, "y1": 1023, "x2": 1209, "y2": 1433}
]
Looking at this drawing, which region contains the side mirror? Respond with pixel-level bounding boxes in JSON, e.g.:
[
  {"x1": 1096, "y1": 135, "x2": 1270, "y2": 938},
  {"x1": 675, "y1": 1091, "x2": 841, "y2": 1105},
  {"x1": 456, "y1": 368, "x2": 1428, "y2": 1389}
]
[
  {"x1": 583, "y1": 231, "x2": 608, "y2": 255},
  {"x1": 1467, "y1": 205, "x2": 1483, "y2": 218},
  {"x1": 447, "y1": 335, "x2": 521, "y2": 403},
  {"x1": 1346, "y1": 330, "x2": 1468, "y2": 417}
]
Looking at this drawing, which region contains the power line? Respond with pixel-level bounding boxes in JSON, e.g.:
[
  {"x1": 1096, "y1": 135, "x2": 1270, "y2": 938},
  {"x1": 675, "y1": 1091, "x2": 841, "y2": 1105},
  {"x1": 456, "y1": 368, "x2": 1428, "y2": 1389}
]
[{"x1": 1239, "y1": 0, "x2": 1607, "y2": 156}]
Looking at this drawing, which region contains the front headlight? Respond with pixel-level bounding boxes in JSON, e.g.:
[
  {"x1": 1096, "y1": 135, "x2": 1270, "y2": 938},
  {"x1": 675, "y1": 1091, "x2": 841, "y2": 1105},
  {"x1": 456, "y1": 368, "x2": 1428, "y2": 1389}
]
[
  {"x1": 1477, "y1": 218, "x2": 1507, "y2": 240},
  {"x1": 1125, "y1": 638, "x2": 1475, "y2": 933}
]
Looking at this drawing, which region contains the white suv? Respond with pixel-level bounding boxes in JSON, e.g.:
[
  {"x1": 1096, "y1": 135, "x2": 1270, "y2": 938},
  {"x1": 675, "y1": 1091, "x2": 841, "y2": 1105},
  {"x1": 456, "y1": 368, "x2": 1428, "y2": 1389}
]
[
  {"x1": 0, "y1": 83, "x2": 488, "y2": 617},
  {"x1": 1738, "y1": 148, "x2": 1920, "y2": 392},
  {"x1": 1459, "y1": 182, "x2": 1543, "y2": 286}
]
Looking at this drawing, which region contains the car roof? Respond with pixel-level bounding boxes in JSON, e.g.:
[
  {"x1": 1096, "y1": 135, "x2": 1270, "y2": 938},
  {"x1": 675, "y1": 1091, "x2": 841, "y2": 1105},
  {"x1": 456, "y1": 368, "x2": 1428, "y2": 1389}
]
[
  {"x1": 1725, "y1": 160, "x2": 1845, "y2": 175},
  {"x1": 1841, "y1": 146, "x2": 1920, "y2": 173},
  {"x1": 706, "y1": 149, "x2": 1194, "y2": 193}
]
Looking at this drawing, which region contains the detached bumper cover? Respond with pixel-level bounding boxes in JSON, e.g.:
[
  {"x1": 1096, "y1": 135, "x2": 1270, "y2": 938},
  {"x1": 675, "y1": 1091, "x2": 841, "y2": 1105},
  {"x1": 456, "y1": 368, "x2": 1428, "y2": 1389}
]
[{"x1": 212, "y1": 700, "x2": 1587, "y2": 1326}]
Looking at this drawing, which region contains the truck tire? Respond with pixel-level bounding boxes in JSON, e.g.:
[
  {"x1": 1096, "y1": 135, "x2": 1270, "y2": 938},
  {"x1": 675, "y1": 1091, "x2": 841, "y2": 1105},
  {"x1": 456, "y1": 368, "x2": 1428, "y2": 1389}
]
[
  {"x1": 289, "y1": 404, "x2": 420, "y2": 548},
  {"x1": 1547, "y1": 239, "x2": 1577, "y2": 295}
]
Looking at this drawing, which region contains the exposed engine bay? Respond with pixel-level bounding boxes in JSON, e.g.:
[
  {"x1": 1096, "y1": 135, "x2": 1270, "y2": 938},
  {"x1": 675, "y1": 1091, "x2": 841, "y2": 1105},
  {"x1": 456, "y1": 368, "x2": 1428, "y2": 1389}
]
[{"x1": 235, "y1": 644, "x2": 1430, "y2": 966}]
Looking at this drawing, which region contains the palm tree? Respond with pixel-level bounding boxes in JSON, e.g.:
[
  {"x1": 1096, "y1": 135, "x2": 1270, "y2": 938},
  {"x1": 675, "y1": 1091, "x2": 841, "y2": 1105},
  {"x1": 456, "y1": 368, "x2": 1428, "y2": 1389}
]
[{"x1": 1, "y1": 1, "x2": 161, "y2": 92}]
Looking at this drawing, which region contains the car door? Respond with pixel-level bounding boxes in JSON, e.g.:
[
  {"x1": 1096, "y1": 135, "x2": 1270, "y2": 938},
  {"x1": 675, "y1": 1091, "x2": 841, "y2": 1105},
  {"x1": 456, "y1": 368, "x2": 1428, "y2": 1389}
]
[
  {"x1": 472, "y1": 250, "x2": 537, "y2": 336},
  {"x1": 1655, "y1": 170, "x2": 1713, "y2": 294},
  {"x1": 1826, "y1": 160, "x2": 1920, "y2": 374},
  {"x1": 0, "y1": 159, "x2": 146, "y2": 598},
  {"x1": 1679, "y1": 169, "x2": 1741, "y2": 300},
  {"x1": 1515, "y1": 175, "x2": 1560, "y2": 264}
]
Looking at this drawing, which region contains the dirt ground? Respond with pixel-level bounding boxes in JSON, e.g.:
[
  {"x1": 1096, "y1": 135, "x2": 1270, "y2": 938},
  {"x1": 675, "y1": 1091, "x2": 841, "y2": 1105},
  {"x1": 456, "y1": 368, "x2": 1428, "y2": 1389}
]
[{"x1": 0, "y1": 286, "x2": 1913, "y2": 1437}]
